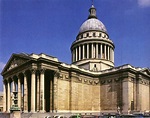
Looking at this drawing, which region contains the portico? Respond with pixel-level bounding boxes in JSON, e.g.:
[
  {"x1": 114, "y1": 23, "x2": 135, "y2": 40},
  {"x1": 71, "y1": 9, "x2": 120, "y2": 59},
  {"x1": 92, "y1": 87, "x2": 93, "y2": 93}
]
[{"x1": 2, "y1": 54, "x2": 59, "y2": 113}]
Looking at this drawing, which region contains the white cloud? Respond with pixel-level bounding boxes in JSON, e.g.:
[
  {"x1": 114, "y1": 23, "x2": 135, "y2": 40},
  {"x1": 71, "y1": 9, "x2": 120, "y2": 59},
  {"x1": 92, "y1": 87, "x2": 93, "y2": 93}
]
[
  {"x1": 0, "y1": 62, "x2": 5, "y2": 71},
  {"x1": 138, "y1": 0, "x2": 150, "y2": 7}
]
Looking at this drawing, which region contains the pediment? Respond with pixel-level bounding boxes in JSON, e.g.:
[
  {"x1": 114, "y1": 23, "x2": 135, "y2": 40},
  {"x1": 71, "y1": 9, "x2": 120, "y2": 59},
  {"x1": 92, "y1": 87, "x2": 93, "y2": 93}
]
[
  {"x1": 1, "y1": 53, "x2": 32, "y2": 74},
  {"x1": 140, "y1": 68, "x2": 150, "y2": 76}
]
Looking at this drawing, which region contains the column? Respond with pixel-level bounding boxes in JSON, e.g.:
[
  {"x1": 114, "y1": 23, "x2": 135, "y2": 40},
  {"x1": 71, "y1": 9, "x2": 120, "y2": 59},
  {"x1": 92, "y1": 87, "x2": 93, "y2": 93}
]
[
  {"x1": 75, "y1": 47, "x2": 77, "y2": 61},
  {"x1": 96, "y1": 43, "x2": 98, "y2": 58},
  {"x1": 53, "y1": 71, "x2": 58, "y2": 113},
  {"x1": 18, "y1": 76, "x2": 22, "y2": 109},
  {"x1": 104, "y1": 44, "x2": 106, "y2": 59},
  {"x1": 73, "y1": 49, "x2": 75, "y2": 62},
  {"x1": 31, "y1": 69, "x2": 36, "y2": 112},
  {"x1": 108, "y1": 46, "x2": 110, "y2": 60},
  {"x1": 50, "y1": 78, "x2": 53, "y2": 112},
  {"x1": 87, "y1": 44, "x2": 89, "y2": 59},
  {"x1": 79, "y1": 46, "x2": 81, "y2": 60},
  {"x1": 83, "y1": 44, "x2": 85, "y2": 59},
  {"x1": 91, "y1": 43, "x2": 93, "y2": 58},
  {"x1": 100, "y1": 44, "x2": 103, "y2": 59},
  {"x1": 12, "y1": 80, "x2": 16, "y2": 92},
  {"x1": 3, "y1": 81, "x2": 6, "y2": 112},
  {"x1": 7, "y1": 81, "x2": 11, "y2": 112},
  {"x1": 112, "y1": 49, "x2": 114, "y2": 62},
  {"x1": 37, "y1": 72, "x2": 40, "y2": 112},
  {"x1": 40, "y1": 69, "x2": 45, "y2": 112},
  {"x1": 110, "y1": 47, "x2": 112, "y2": 61},
  {"x1": 23, "y1": 72, "x2": 28, "y2": 112}
]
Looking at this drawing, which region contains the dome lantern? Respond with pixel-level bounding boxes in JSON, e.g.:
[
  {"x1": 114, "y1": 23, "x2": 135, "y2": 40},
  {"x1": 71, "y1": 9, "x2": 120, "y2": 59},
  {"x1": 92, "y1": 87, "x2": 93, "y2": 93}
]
[{"x1": 88, "y1": 5, "x2": 97, "y2": 19}]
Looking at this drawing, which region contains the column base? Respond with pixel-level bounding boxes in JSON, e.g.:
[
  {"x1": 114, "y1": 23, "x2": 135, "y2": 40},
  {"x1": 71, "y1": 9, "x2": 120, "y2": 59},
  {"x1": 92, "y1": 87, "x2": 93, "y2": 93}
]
[
  {"x1": 39, "y1": 110, "x2": 46, "y2": 113},
  {"x1": 23, "y1": 110, "x2": 28, "y2": 113},
  {"x1": 30, "y1": 110, "x2": 36, "y2": 113}
]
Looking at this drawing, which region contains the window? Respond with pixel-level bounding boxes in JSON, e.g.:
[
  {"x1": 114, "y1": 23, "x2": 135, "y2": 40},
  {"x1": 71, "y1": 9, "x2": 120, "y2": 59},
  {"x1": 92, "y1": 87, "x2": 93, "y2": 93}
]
[{"x1": 93, "y1": 32, "x2": 96, "y2": 37}]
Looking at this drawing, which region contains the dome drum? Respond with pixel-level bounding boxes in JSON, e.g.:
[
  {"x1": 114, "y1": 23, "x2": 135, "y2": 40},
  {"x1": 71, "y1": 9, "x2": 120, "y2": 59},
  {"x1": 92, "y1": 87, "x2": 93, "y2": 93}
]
[{"x1": 71, "y1": 4, "x2": 115, "y2": 71}]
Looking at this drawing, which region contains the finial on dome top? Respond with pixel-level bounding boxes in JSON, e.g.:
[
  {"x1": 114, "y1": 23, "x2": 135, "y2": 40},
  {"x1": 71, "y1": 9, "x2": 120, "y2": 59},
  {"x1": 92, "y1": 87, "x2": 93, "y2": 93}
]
[
  {"x1": 91, "y1": 0, "x2": 94, "y2": 5},
  {"x1": 88, "y1": 0, "x2": 97, "y2": 19}
]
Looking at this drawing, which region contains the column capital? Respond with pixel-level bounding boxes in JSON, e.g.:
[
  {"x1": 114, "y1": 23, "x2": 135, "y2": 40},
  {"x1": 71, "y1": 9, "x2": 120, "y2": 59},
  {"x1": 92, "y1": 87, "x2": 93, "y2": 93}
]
[
  {"x1": 30, "y1": 68, "x2": 37, "y2": 74},
  {"x1": 54, "y1": 70, "x2": 60, "y2": 78},
  {"x1": 40, "y1": 68, "x2": 46, "y2": 74},
  {"x1": 3, "y1": 79, "x2": 7, "y2": 84}
]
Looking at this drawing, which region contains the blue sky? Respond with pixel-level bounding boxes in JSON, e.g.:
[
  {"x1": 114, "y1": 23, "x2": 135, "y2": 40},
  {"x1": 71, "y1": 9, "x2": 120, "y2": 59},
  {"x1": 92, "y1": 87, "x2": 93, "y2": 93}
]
[{"x1": 0, "y1": 0, "x2": 150, "y2": 91}]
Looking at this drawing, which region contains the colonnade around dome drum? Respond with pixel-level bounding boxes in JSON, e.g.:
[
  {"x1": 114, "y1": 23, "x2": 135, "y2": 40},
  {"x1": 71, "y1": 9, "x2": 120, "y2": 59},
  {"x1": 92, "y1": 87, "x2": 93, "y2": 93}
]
[
  {"x1": 71, "y1": 31, "x2": 114, "y2": 67},
  {"x1": 3, "y1": 69, "x2": 58, "y2": 113},
  {"x1": 72, "y1": 42, "x2": 114, "y2": 62}
]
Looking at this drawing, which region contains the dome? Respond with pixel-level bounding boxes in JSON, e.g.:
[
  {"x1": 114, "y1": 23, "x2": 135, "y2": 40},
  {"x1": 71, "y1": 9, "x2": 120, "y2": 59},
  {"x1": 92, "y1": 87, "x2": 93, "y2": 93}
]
[{"x1": 79, "y1": 18, "x2": 107, "y2": 33}]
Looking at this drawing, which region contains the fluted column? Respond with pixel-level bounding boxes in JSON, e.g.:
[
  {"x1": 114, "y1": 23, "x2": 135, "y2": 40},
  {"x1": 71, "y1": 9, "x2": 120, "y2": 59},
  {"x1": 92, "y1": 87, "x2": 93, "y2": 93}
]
[
  {"x1": 87, "y1": 44, "x2": 89, "y2": 59},
  {"x1": 31, "y1": 69, "x2": 36, "y2": 112},
  {"x1": 3, "y1": 81, "x2": 6, "y2": 112},
  {"x1": 40, "y1": 69, "x2": 45, "y2": 112},
  {"x1": 23, "y1": 72, "x2": 28, "y2": 112},
  {"x1": 96, "y1": 43, "x2": 98, "y2": 58},
  {"x1": 83, "y1": 44, "x2": 85, "y2": 59},
  {"x1": 91, "y1": 43, "x2": 94, "y2": 58},
  {"x1": 7, "y1": 81, "x2": 11, "y2": 112},
  {"x1": 37, "y1": 72, "x2": 40, "y2": 112},
  {"x1": 79, "y1": 46, "x2": 81, "y2": 60},
  {"x1": 18, "y1": 75, "x2": 22, "y2": 109},
  {"x1": 104, "y1": 44, "x2": 106, "y2": 59}
]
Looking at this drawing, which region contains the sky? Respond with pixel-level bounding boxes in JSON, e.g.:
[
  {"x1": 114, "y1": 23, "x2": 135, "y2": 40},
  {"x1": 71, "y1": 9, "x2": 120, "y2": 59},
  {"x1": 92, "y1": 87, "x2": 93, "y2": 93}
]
[{"x1": 0, "y1": 0, "x2": 150, "y2": 91}]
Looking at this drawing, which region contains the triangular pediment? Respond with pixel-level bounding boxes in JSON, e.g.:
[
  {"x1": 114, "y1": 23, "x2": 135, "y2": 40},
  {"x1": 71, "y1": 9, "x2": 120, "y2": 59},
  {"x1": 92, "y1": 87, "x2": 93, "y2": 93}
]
[
  {"x1": 140, "y1": 68, "x2": 150, "y2": 76},
  {"x1": 1, "y1": 53, "x2": 32, "y2": 75}
]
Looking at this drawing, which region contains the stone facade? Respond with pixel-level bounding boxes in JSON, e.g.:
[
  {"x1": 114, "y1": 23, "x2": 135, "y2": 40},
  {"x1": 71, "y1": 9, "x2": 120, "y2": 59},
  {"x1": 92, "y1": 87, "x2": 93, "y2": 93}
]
[{"x1": 1, "y1": 4, "x2": 150, "y2": 115}]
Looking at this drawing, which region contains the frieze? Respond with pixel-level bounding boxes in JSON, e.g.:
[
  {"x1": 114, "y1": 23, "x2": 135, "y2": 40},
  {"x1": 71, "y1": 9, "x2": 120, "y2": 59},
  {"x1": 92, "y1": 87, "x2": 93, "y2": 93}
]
[
  {"x1": 84, "y1": 79, "x2": 87, "y2": 83},
  {"x1": 59, "y1": 74, "x2": 63, "y2": 79},
  {"x1": 65, "y1": 75, "x2": 69, "y2": 79},
  {"x1": 107, "y1": 79, "x2": 112, "y2": 83},
  {"x1": 114, "y1": 78, "x2": 120, "y2": 82},
  {"x1": 78, "y1": 78, "x2": 82, "y2": 81},
  {"x1": 89, "y1": 80, "x2": 93, "y2": 84},
  {"x1": 101, "y1": 80, "x2": 106, "y2": 84},
  {"x1": 94, "y1": 80, "x2": 99, "y2": 84}
]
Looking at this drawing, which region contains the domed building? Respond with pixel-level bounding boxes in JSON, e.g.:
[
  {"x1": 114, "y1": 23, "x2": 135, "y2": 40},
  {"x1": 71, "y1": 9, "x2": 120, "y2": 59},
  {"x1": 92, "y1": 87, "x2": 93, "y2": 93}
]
[{"x1": 1, "y1": 3, "x2": 150, "y2": 117}]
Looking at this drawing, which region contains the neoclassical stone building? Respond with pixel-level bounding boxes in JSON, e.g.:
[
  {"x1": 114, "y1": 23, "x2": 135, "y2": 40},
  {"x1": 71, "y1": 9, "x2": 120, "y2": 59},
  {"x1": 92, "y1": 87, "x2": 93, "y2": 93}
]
[{"x1": 1, "y1": 4, "x2": 150, "y2": 114}]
